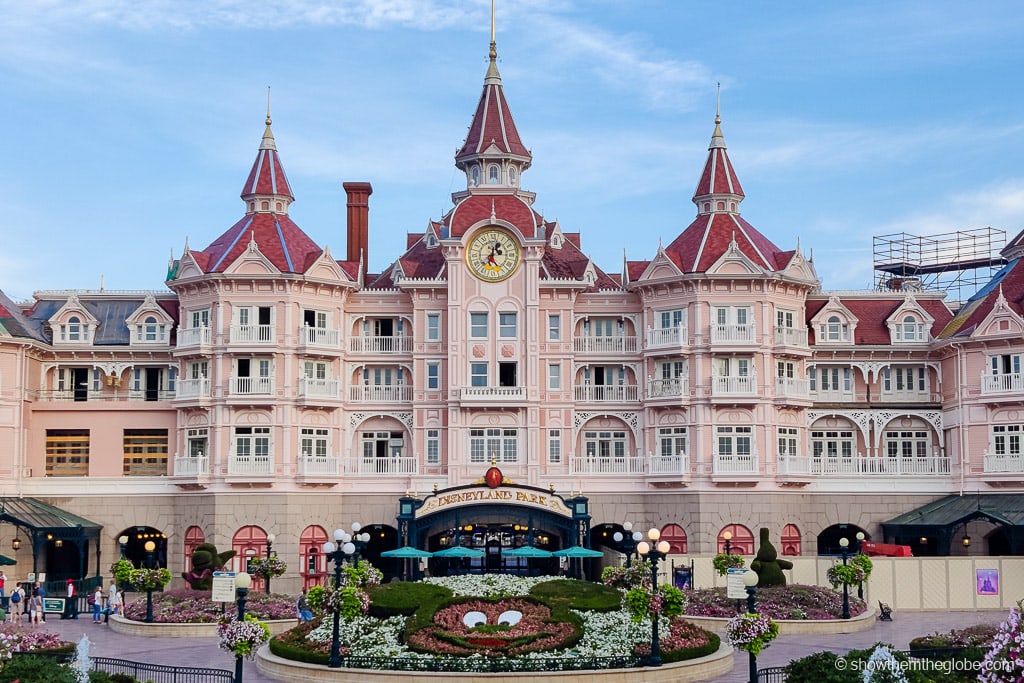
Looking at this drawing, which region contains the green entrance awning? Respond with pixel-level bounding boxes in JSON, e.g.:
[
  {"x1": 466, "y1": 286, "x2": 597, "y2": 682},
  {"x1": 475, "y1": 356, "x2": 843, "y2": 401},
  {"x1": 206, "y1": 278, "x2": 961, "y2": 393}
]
[
  {"x1": 0, "y1": 554, "x2": 15, "y2": 566},
  {"x1": 0, "y1": 497, "x2": 102, "y2": 533},
  {"x1": 883, "y1": 494, "x2": 1024, "y2": 528}
]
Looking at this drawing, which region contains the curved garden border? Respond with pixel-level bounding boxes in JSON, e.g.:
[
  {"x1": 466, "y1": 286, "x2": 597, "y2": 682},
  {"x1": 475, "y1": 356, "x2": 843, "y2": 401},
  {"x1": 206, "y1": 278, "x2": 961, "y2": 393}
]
[
  {"x1": 108, "y1": 613, "x2": 297, "y2": 638},
  {"x1": 254, "y1": 640, "x2": 735, "y2": 683},
  {"x1": 686, "y1": 605, "x2": 876, "y2": 635}
]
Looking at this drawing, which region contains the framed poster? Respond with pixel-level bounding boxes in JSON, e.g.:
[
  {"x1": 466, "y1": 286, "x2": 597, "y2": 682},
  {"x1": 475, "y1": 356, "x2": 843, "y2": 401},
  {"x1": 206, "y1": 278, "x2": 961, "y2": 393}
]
[
  {"x1": 43, "y1": 597, "x2": 66, "y2": 613},
  {"x1": 976, "y1": 569, "x2": 999, "y2": 595}
]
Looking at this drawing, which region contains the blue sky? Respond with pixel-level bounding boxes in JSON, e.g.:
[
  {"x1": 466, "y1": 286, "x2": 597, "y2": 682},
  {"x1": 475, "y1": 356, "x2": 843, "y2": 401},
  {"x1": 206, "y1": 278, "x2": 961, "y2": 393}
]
[{"x1": 2, "y1": 1, "x2": 1023, "y2": 301}]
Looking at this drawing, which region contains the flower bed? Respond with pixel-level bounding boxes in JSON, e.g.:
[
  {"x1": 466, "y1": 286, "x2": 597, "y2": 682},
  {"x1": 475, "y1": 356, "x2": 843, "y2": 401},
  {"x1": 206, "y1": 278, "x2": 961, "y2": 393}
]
[
  {"x1": 684, "y1": 584, "x2": 866, "y2": 620},
  {"x1": 122, "y1": 588, "x2": 296, "y2": 623},
  {"x1": 0, "y1": 623, "x2": 74, "y2": 659}
]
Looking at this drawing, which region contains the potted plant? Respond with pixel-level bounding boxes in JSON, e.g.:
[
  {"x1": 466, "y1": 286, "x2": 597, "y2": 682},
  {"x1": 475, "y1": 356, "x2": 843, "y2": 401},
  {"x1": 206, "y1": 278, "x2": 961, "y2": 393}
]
[
  {"x1": 623, "y1": 584, "x2": 686, "y2": 623},
  {"x1": 726, "y1": 612, "x2": 779, "y2": 656},
  {"x1": 826, "y1": 563, "x2": 866, "y2": 588},
  {"x1": 130, "y1": 567, "x2": 172, "y2": 591},
  {"x1": 248, "y1": 555, "x2": 287, "y2": 580},
  {"x1": 980, "y1": 600, "x2": 1024, "y2": 682},
  {"x1": 712, "y1": 553, "x2": 745, "y2": 576},
  {"x1": 217, "y1": 613, "x2": 271, "y2": 659}
]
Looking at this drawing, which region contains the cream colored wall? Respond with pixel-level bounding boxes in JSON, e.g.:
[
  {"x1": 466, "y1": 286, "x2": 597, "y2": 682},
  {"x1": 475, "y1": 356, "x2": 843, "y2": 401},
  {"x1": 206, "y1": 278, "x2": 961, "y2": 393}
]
[{"x1": 673, "y1": 554, "x2": 1023, "y2": 611}]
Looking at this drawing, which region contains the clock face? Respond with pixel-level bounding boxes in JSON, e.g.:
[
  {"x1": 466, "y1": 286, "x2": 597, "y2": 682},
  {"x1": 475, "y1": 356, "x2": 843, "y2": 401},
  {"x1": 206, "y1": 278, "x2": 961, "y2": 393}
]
[{"x1": 466, "y1": 228, "x2": 521, "y2": 282}]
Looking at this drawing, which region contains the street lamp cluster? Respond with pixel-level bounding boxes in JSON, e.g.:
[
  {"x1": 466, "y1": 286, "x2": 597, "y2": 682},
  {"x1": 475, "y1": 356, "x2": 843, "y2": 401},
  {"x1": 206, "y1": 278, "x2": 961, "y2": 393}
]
[
  {"x1": 265, "y1": 533, "x2": 276, "y2": 594},
  {"x1": 611, "y1": 522, "x2": 644, "y2": 566},
  {"x1": 234, "y1": 572, "x2": 252, "y2": 683},
  {"x1": 322, "y1": 523, "x2": 370, "y2": 668},
  {"x1": 636, "y1": 528, "x2": 672, "y2": 667}
]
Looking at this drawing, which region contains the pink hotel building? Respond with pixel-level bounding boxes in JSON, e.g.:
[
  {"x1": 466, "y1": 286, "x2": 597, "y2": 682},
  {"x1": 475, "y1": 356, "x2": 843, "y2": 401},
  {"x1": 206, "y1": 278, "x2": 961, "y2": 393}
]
[{"x1": 2, "y1": 38, "x2": 1023, "y2": 587}]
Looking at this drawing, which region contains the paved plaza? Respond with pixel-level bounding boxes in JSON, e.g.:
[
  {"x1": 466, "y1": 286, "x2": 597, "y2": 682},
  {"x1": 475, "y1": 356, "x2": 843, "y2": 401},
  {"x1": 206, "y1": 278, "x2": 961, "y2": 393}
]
[{"x1": 28, "y1": 607, "x2": 1009, "y2": 683}]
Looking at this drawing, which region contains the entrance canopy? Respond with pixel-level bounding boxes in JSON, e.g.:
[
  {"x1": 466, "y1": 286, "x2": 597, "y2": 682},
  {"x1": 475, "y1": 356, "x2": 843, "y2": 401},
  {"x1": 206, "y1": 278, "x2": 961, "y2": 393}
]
[
  {"x1": 0, "y1": 497, "x2": 103, "y2": 579},
  {"x1": 881, "y1": 494, "x2": 1024, "y2": 555}
]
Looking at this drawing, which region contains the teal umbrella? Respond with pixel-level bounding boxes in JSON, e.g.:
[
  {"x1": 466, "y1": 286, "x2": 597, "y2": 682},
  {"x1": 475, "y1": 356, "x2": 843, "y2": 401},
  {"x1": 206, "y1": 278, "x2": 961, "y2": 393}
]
[
  {"x1": 553, "y1": 546, "x2": 604, "y2": 558},
  {"x1": 433, "y1": 546, "x2": 485, "y2": 558},
  {"x1": 0, "y1": 554, "x2": 15, "y2": 566},
  {"x1": 503, "y1": 546, "x2": 553, "y2": 558},
  {"x1": 380, "y1": 546, "x2": 433, "y2": 558}
]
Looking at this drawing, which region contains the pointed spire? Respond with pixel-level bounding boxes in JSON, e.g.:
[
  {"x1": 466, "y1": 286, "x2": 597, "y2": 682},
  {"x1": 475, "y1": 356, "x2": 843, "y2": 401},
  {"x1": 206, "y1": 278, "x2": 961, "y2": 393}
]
[
  {"x1": 242, "y1": 94, "x2": 294, "y2": 210},
  {"x1": 692, "y1": 93, "x2": 744, "y2": 213},
  {"x1": 261, "y1": 86, "x2": 277, "y2": 151},
  {"x1": 486, "y1": 0, "x2": 501, "y2": 84}
]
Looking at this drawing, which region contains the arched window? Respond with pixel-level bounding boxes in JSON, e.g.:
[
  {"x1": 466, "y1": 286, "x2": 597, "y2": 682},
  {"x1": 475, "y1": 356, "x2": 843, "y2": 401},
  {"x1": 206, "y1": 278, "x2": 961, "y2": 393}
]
[
  {"x1": 901, "y1": 315, "x2": 922, "y2": 341},
  {"x1": 144, "y1": 316, "x2": 159, "y2": 341},
  {"x1": 703, "y1": 202, "x2": 711, "y2": 213},
  {"x1": 471, "y1": 166, "x2": 481, "y2": 186},
  {"x1": 660, "y1": 524, "x2": 688, "y2": 554},
  {"x1": 488, "y1": 165, "x2": 500, "y2": 183},
  {"x1": 508, "y1": 167, "x2": 517, "y2": 186},
  {"x1": 232, "y1": 525, "x2": 269, "y2": 589},
  {"x1": 300, "y1": 525, "x2": 328, "y2": 590},
  {"x1": 261, "y1": 201, "x2": 269, "y2": 210},
  {"x1": 718, "y1": 524, "x2": 754, "y2": 554},
  {"x1": 781, "y1": 524, "x2": 802, "y2": 556},
  {"x1": 716, "y1": 201, "x2": 725, "y2": 211},
  {"x1": 67, "y1": 316, "x2": 81, "y2": 341},
  {"x1": 823, "y1": 315, "x2": 849, "y2": 342},
  {"x1": 184, "y1": 526, "x2": 205, "y2": 574}
]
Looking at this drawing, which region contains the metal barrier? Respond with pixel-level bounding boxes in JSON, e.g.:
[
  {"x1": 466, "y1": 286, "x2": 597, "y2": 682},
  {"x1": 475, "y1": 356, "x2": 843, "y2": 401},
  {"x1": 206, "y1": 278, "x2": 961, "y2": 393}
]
[
  {"x1": 757, "y1": 665, "x2": 787, "y2": 682},
  {"x1": 758, "y1": 646, "x2": 981, "y2": 682},
  {"x1": 92, "y1": 657, "x2": 235, "y2": 683}
]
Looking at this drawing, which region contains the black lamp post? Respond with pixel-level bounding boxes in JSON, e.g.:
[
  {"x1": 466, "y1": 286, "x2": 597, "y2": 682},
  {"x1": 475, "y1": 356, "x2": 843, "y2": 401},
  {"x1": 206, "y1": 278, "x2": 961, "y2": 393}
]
[
  {"x1": 234, "y1": 572, "x2": 252, "y2": 683},
  {"x1": 322, "y1": 523, "x2": 370, "y2": 669},
  {"x1": 636, "y1": 528, "x2": 671, "y2": 667},
  {"x1": 118, "y1": 535, "x2": 129, "y2": 560},
  {"x1": 723, "y1": 530, "x2": 733, "y2": 556},
  {"x1": 144, "y1": 540, "x2": 156, "y2": 623},
  {"x1": 612, "y1": 522, "x2": 643, "y2": 567},
  {"x1": 265, "y1": 533, "x2": 276, "y2": 595},
  {"x1": 855, "y1": 532, "x2": 865, "y2": 601},
  {"x1": 742, "y1": 569, "x2": 760, "y2": 683},
  {"x1": 839, "y1": 537, "x2": 851, "y2": 620}
]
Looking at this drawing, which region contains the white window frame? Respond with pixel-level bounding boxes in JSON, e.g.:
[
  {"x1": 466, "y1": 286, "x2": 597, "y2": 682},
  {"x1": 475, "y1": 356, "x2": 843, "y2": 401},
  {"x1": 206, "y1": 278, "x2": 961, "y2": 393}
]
[
  {"x1": 426, "y1": 313, "x2": 441, "y2": 341},
  {"x1": 884, "y1": 430, "x2": 930, "y2": 459},
  {"x1": 811, "y1": 430, "x2": 854, "y2": 458},
  {"x1": 426, "y1": 429, "x2": 440, "y2": 464},
  {"x1": 470, "y1": 428, "x2": 518, "y2": 463},
  {"x1": 548, "y1": 314, "x2": 561, "y2": 340},
  {"x1": 234, "y1": 426, "x2": 271, "y2": 459},
  {"x1": 470, "y1": 312, "x2": 488, "y2": 338},
  {"x1": 426, "y1": 362, "x2": 440, "y2": 390},
  {"x1": 470, "y1": 363, "x2": 488, "y2": 387},
  {"x1": 658, "y1": 427, "x2": 688, "y2": 457},
  {"x1": 992, "y1": 424, "x2": 1023, "y2": 456},
  {"x1": 499, "y1": 312, "x2": 518, "y2": 338},
  {"x1": 299, "y1": 428, "x2": 329, "y2": 458},
  {"x1": 186, "y1": 428, "x2": 208, "y2": 458},
  {"x1": 583, "y1": 430, "x2": 628, "y2": 459},
  {"x1": 548, "y1": 363, "x2": 561, "y2": 389},
  {"x1": 715, "y1": 425, "x2": 752, "y2": 456},
  {"x1": 547, "y1": 429, "x2": 561, "y2": 463},
  {"x1": 777, "y1": 427, "x2": 798, "y2": 456}
]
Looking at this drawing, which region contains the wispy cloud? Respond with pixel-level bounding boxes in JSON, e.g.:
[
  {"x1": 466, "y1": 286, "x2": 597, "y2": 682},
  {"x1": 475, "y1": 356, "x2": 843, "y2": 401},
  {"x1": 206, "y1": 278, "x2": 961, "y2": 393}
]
[{"x1": 877, "y1": 179, "x2": 1024, "y2": 237}]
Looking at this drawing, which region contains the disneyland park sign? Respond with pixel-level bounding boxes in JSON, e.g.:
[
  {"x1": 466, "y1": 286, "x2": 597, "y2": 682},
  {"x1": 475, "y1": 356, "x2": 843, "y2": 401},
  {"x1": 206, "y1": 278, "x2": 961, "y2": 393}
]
[{"x1": 417, "y1": 472, "x2": 573, "y2": 519}]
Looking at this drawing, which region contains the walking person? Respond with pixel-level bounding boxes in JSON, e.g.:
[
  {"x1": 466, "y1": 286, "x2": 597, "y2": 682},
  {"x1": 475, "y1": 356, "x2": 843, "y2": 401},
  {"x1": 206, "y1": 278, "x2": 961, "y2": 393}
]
[
  {"x1": 63, "y1": 578, "x2": 78, "y2": 619},
  {"x1": 105, "y1": 581, "x2": 121, "y2": 623},
  {"x1": 0, "y1": 570, "x2": 6, "y2": 598},
  {"x1": 29, "y1": 588, "x2": 43, "y2": 626},
  {"x1": 6, "y1": 584, "x2": 23, "y2": 623},
  {"x1": 296, "y1": 587, "x2": 312, "y2": 622},
  {"x1": 91, "y1": 585, "x2": 104, "y2": 623},
  {"x1": 35, "y1": 581, "x2": 46, "y2": 622}
]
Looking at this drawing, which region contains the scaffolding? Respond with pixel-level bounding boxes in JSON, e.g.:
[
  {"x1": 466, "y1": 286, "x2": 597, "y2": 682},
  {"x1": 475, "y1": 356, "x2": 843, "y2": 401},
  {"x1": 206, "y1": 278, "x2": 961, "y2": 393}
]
[{"x1": 873, "y1": 227, "x2": 1007, "y2": 304}]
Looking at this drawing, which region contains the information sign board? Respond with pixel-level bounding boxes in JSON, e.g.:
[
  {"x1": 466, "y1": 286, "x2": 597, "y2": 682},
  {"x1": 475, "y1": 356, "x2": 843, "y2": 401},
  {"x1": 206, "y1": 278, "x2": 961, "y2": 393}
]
[
  {"x1": 726, "y1": 568, "x2": 749, "y2": 600},
  {"x1": 211, "y1": 571, "x2": 237, "y2": 603}
]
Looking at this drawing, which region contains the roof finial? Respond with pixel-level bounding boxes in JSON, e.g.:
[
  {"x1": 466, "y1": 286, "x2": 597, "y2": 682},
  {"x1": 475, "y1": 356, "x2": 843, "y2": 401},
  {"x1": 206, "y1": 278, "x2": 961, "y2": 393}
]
[
  {"x1": 266, "y1": 85, "x2": 272, "y2": 126},
  {"x1": 710, "y1": 82, "x2": 724, "y2": 148},
  {"x1": 715, "y1": 82, "x2": 721, "y2": 125},
  {"x1": 485, "y1": 0, "x2": 501, "y2": 82},
  {"x1": 260, "y1": 87, "x2": 277, "y2": 151}
]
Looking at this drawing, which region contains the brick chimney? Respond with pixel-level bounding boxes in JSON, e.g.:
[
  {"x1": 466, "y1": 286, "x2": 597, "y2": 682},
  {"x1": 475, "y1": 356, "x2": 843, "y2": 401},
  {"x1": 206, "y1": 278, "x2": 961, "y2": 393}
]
[{"x1": 343, "y1": 182, "x2": 372, "y2": 281}]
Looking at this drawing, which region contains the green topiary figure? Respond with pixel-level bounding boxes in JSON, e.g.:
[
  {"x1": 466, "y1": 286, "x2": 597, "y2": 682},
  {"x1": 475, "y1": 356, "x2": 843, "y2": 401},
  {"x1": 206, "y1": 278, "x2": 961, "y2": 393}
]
[
  {"x1": 183, "y1": 542, "x2": 237, "y2": 590},
  {"x1": 749, "y1": 527, "x2": 793, "y2": 587}
]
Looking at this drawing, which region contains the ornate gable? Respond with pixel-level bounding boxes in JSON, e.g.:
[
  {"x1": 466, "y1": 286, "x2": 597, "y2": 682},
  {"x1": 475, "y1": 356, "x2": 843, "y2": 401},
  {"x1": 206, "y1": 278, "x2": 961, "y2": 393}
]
[
  {"x1": 809, "y1": 296, "x2": 859, "y2": 345},
  {"x1": 222, "y1": 234, "x2": 282, "y2": 276},
  {"x1": 885, "y1": 296, "x2": 935, "y2": 344},
  {"x1": 48, "y1": 294, "x2": 99, "y2": 345},
  {"x1": 973, "y1": 286, "x2": 1024, "y2": 338},
  {"x1": 705, "y1": 236, "x2": 765, "y2": 276}
]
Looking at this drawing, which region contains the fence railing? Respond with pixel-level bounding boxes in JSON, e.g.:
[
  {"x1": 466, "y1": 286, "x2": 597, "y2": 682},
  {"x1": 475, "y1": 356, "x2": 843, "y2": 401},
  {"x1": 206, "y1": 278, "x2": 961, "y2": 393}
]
[
  {"x1": 758, "y1": 647, "x2": 982, "y2": 682},
  {"x1": 91, "y1": 656, "x2": 235, "y2": 683}
]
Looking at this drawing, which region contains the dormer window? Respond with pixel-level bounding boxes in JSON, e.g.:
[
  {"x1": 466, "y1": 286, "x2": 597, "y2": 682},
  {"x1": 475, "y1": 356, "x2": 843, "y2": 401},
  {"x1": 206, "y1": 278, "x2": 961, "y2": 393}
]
[
  {"x1": 717, "y1": 201, "x2": 725, "y2": 211},
  {"x1": 703, "y1": 202, "x2": 711, "y2": 213},
  {"x1": 471, "y1": 166, "x2": 481, "y2": 186},
  {"x1": 136, "y1": 315, "x2": 167, "y2": 343},
  {"x1": 67, "y1": 316, "x2": 81, "y2": 341},
  {"x1": 249, "y1": 202, "x2": 255, "y2": 212},
  {"x1": 821, "y1": 315, "x2": 849, "y2": 342},
  {"x1": 261, "y1": 201, "x2": 269, "y2": 210},
  {"x1": 276, "y1": 201, "x2": 282, "y2": 212},
  {"x1": 894, "y1": 315, "x2": 927, "y2": 342},
  {"x1": 488, "y1": 165, "x2": 500, "y2": 184}
]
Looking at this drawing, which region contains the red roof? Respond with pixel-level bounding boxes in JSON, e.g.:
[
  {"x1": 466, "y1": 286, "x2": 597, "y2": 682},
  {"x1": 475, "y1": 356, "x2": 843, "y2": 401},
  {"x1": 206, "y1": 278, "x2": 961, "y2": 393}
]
[
  {"x1": 806, "y1": 297, "x2": 952, "y2": 345},
  {"x1": 665, "y1": 213, "x2": 784, "y2": 273},
  {"x1": 196, "y1": 213, "x2": 322, "y2": 274},
  {"x1": 455, "y1": 52, "x2": 530, "y2": 163},
  {"x1": 693, "y1": 125, "x2": 744, "y2": 200},
  {"x1": 940, "y1": 258, "x2": 1024, "y2": 338},
  {"x1": 447, "y1": 194, "x2": 539, "y2": 239},
  {"x1": 241, "y1": 122, "x2": 293, "y2": 200}
]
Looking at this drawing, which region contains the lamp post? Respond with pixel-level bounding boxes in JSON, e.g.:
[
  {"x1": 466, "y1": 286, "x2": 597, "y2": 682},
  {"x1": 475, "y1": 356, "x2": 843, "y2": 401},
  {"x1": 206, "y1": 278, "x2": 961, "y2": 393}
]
[
  {"x1": 234, "y1": 572, "x2": 252, "y2": 683},
  {"x1": 612, "y1": 522, "x2": 643, "y2": 567},
  {"x1": 839, "y1": 537, "x2": 850, "y2": 620},
  {"x1": 723, "y1": 530, "x2": 733, "y2": 556},
  {"x1": 118, "y1": 535, "x2": 129, "y2": 560},
  {"x1": 636, "y1": 528, "x2": 671, "y2": 667},
  {"x1": 743, "y1": 569, "x2": 760, "y2": 683},
  {"x1": 265, "y1": 533, "x2": 276, "y2": 595},
  {"x1": 322, "y1": 523, "x2": 370, "y2": 668},
  {"x1": 144, "y1": 540, "x2": 156, "y2": 623},
  {"x1": 855, "y1": 532, "x2": 865, "y2": 600}
]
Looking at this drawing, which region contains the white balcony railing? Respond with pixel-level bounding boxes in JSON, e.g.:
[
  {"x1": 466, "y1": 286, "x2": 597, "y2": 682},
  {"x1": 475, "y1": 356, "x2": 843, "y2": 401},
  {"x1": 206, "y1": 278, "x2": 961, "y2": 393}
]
[
  {"x1": 230, "y1": 377, "x2": 275, "y2": 395},
  {"x1": 880, "y1": 389, "x2": 933, "y2": 402},
  {"x1": 345, "y1": 456, "x2": 418, "y2": 476},
  {"x1": 297, "y1": 455, "x2": 339, "y2": 476},
  {"x1": 459, "y1": 386, "x2": 526, "y2": 401},
  {"x1": 299, "y1": 326, "x2": 340, "y2": 348},
  {"x1": 227, "y1": 454, "x2": 273, "y2": 476},
  {"x1": 647, "y1": 453, "x2": 690, "y2": 476},
  {"x1": 173, "y1": 456, "x2": 209, "y2": 476},
  {"x1": 127, "y1": 390, "x2": 175, "y2": 401},
  {"x1": 646, "y1": 326, "x2": 688, "y2": 349},
  {"x1": 230, "y1": 324, "x2": 274, "y2": 344},
  {"x1": 176, "y1": 326, "x2": 211, "y2": 347},
  {"x1": 775, "y1": 377, "x2": 810, "y2": 399},
  {"x1": 573, "y1": 336, "x2": 638, "y2": 354},
  {"x1": 574, "y1": 385, "x2": 639, "y2": 402},
  {"x1": 810, "y1": 388, "x2": 855, "y2": 402},
  {"x1": 777, "y1": 454, "x2": 950, "y2": 476},
  {"x1": 710, "y1": 323, "x2": 756, "y2": 344},
  {"x1": 175, "y1": 378, "x2": 210, "y2": 399},
  {"x1": 712, "y1": 375, "x2": 757, "y2": 396},
  {"x1": 712, "y1": 454, "x2": 759, "y2": 474},
  {"x1": 647, "y1": 377, "x2": 689, "y2": 398},
  {"x1": 570, "y1": 455, "x2": 646, "y2": 475},
  {"x1": 348, "y1": 335, "x2": 413, "y2": 354},
  {"x1": 773, "y1": 326, "x2": 808, "y2": 347},
  {"x1": 981, "y1": 373, "x2": 1024, "y2": 395},
  {"x1": 984, "y1": 452, "x2": 1024, "y2": 473},
  {"x1": 348, "y1": 384, "x2": 412, "y2": 402},
  {"x1": 298, "y1": 378, "x2": 340, "y2": 398}
]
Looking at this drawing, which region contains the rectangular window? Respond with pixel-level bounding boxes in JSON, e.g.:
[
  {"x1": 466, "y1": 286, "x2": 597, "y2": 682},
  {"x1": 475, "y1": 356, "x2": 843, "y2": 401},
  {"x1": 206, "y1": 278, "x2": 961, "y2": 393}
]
[
  {"x1": 234, "y1": 427, "x2": 271, "y2": 459},
  {"x1": 993, "y1": 424, "x2": 1024, "y2": 456},
  {"x1": 427, "y1": 429, "x2": 440, "y2": 464},
  {"x1": 715, "y1": 425, "x2": 752, "y2": 456},
  {"x1": 583, "y1": 430, "x2": 628, "y2": 459},
  {"x1": 470, "y1": 312, "x2": 488, "y2": 338},
  {"x1": 776, "y1": 361, "x2": 796, "y2": 379},
  {"x1": 426, "y1": 313, "x2": 441, "y2": 341},
  {"x1": 548, "y1": 429, "x2": 561, "y2": 463},
  {"x1": 777, "y1": 427, "x2": 798, "y2": 456},
  {"x1": 123, "y1": 429, "x2": 168, "y2": 476},
  {"x1": 660, "y1": 310, "x2": 685, "y2": 329},
  {"x1": 548, "y1": 363, "x2": 561, "y2": 389},
  {"x1": 548, "y1": 314, "x2": 561, "y2": 340},
  {"x1": 427, "y1": 362, "x2": 440, "y2": 390},
  {"x1": 499, "y1": 312, "x2": 518, "y2": 338},
  {"x1": 470, "y1": 428, "x2": 518, "y2": 463},
  {"x1": 300, "y1": 428, "x2": 329, "y2": 458},
  {"x1": 658, "y1": 427, "x2": 688, "y2": 457},
  {"x1": 470, "y1": 363, "x2": 488, "y2": 387},
  {"x1": 811, "y1": 430, "x2": 854, "y2": 458},
  {"x1": 190, "y1": 309, "x2": 210, "y2": 328},
  {"x1": 45, "y1": 429, "x2": 89, "y2": 476},
  {"x1": 776, "y1": 310, "x2": 795, "y2": 328},
  {"x1": 187, "y1": 428, "x2": 208, "y2": 458}
]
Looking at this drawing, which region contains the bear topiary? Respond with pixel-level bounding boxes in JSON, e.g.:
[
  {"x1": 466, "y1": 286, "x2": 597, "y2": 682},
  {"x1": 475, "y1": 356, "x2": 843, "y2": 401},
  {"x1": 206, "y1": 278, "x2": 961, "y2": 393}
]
[
  {"x1": 183, "y1": 542, "x2": 237, "y2": 590},
  {"x1": 749, "y1": 527, "x2": 793, "y2": 587}
]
